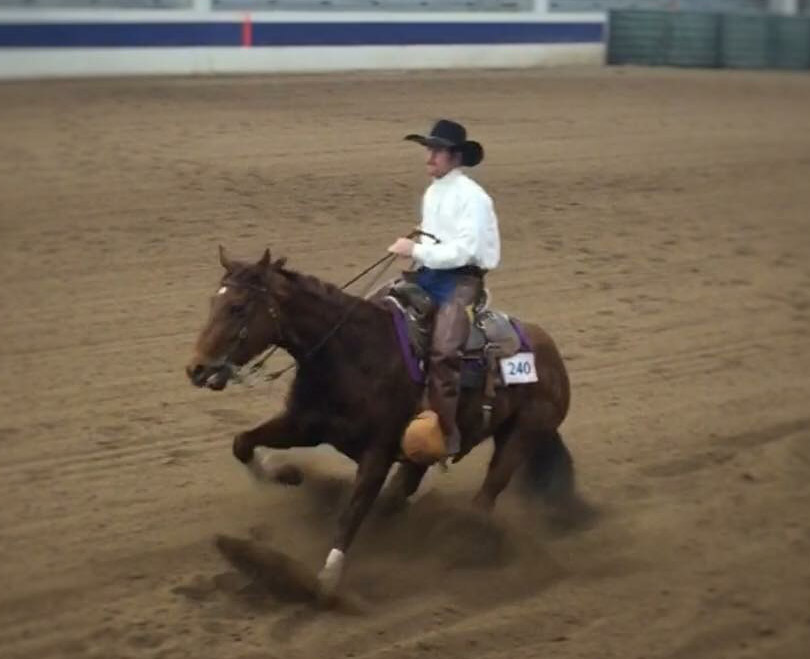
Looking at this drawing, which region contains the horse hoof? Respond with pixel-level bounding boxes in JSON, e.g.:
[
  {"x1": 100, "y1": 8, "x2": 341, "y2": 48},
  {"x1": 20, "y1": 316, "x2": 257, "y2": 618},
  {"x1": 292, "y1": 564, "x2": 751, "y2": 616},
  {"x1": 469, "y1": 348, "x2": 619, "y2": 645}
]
[
  {"x1": 317, "y1": 549, "x2": 344, "y2": 597},
  {"x1": 317, "y1": 568, "x2": 341, "y2": 598},
  {"x1": 232, "y1": 433, "x2": 254, "y2": 464}
]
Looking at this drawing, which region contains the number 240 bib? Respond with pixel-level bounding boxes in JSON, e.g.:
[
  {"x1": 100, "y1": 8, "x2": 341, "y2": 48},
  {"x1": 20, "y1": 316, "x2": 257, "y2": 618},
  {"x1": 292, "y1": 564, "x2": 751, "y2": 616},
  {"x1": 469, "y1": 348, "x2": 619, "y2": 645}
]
[{"x1": 499, "y1": 352, "x2": 538, "y2": 385}]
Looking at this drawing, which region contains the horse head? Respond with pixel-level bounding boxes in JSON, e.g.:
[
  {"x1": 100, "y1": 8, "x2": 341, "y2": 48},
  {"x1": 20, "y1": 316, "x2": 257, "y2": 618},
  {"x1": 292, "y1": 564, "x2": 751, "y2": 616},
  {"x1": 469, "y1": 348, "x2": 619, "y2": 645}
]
[{"x1": 186, "y1": 246, "x2": 288, "y2": 390}]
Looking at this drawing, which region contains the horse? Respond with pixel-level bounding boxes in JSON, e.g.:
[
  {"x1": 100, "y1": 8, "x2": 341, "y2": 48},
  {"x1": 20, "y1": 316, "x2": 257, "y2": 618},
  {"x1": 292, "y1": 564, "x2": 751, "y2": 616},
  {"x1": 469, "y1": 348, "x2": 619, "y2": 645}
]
[{"x1": 186, "y1": 247, "x2": 575, "y2": 594}]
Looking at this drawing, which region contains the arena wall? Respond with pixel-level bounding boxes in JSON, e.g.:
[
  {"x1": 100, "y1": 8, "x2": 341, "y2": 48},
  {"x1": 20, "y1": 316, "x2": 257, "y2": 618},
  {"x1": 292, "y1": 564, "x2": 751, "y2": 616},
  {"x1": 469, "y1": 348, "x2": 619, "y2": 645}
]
[{"x1": 0, "y1": 1, "x2": 605, "y2": 79}]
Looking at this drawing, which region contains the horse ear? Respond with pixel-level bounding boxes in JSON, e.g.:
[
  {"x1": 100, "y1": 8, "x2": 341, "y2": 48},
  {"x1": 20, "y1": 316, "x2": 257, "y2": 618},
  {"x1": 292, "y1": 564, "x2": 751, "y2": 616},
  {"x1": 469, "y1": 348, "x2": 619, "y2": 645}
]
[
  {"x1": 219, "y1": 245, "x2": 234, "y2": 272},
  {"x1": 273, "y1": 257, "x2": 288, "y2": 270},
  {"x1": 257, "y1": 248, "x2": 271, "y2": 270}
]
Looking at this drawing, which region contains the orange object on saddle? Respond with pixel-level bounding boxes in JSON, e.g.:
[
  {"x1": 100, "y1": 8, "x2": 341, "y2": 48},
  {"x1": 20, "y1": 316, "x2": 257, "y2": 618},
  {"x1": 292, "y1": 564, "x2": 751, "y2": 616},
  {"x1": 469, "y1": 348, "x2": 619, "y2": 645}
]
[{"x1": 401, "y1": 410, "x2": 446, "y2": 465}]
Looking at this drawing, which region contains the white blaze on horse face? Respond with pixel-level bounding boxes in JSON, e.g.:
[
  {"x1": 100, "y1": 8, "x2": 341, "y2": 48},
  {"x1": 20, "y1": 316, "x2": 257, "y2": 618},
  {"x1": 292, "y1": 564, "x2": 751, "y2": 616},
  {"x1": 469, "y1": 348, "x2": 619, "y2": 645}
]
[{"x1": 217, "y1": 286, "x2": 228, "y2": 295}]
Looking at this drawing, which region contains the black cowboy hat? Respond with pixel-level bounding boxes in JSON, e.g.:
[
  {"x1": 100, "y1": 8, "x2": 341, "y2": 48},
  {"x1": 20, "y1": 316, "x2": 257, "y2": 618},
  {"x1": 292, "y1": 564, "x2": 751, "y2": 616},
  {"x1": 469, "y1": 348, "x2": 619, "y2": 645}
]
[{"x1": 404, "y1": 119, "x2": 484, "y2": 167}]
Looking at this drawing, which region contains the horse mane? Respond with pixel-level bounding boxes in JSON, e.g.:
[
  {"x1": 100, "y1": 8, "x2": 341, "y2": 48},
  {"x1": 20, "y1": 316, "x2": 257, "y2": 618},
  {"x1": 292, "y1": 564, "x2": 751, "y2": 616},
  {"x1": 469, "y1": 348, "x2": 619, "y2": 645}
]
[
  {"x1": 222, "y1": 255, "x2": 389, "y2": 365},
  {"x1": 279, "y1": 265, "x2": 346, "y2": 301},
  {"x1": 223, "y1": 256, "x2": 364, "y2": 308},
  {"x1": 275, "y1": 262, "x2": 382, "y2": 317}
]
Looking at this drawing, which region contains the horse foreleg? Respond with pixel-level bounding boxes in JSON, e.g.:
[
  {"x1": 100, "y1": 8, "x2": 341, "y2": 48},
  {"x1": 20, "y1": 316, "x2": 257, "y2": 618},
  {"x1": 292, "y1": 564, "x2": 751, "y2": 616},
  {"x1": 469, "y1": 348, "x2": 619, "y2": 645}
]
[
  {"x1": 232, "y1": 413, "x2": 310, "y2": 464},
  {"x1": 318, "y1": 446, "x2": 394, "y2": 593}
]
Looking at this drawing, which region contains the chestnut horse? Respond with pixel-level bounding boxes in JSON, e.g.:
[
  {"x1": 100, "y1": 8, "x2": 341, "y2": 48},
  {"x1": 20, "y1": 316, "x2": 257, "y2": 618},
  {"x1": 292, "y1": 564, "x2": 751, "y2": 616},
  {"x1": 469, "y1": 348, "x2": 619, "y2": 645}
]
[{"x1": 186, "y1": 247, "x2": 574, "y2": 593}]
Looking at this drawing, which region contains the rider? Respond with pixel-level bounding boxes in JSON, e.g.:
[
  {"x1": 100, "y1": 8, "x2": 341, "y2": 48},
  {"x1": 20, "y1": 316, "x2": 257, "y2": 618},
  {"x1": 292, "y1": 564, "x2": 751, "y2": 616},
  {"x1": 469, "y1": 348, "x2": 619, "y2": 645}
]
[{"x1": 388, "y1": 119, "x2": 501, "y2": 457}]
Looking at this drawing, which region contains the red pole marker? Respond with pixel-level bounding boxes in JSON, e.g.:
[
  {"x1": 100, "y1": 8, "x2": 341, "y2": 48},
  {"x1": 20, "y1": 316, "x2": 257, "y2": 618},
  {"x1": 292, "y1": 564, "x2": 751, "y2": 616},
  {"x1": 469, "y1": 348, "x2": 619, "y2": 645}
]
[{"x1": 242, "y1": 14, "x2": 253, "y2": 48}]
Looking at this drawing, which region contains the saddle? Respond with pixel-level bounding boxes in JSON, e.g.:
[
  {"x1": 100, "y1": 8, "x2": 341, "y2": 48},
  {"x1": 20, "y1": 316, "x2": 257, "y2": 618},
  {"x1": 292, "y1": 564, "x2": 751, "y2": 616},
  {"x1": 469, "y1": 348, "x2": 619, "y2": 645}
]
[
  {"x1": 383, "y1": 279, "x2": 527, "y2": 390},
  {"x1": 383, "y1": 279, "x2": 534, "y2": 465}
]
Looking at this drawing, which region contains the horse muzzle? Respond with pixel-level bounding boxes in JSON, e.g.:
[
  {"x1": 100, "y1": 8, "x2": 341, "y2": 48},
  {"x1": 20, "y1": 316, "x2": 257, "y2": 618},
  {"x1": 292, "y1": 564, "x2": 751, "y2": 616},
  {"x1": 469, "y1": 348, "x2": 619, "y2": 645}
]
[{"x1": 186, "y1": 360, "x2": 232, "y2": 390}]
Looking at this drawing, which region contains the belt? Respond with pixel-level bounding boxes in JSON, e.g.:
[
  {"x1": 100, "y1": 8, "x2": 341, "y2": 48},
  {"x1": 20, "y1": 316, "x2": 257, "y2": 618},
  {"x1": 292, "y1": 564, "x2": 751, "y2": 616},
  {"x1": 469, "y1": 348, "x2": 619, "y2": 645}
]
[
  {"x1": 418, "y1": 265, "x2": 486, "y2": 278},
  {"x1": 453, "y1": 265, "x2": 486, "y2": 278}
]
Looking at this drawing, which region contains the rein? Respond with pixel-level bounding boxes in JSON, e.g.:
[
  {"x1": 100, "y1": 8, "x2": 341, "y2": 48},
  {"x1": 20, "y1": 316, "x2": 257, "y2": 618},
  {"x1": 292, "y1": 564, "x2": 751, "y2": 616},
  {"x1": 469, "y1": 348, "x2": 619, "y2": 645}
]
[
  {"x1": 245, "y1": 253, "x2": 397, "y2": 382},
  {"x1": 244, "y1": 254, "x2": 397, "y2": 384},
  {"x1": 225, "y1": 230, "x2": 438, "y2": 387}
]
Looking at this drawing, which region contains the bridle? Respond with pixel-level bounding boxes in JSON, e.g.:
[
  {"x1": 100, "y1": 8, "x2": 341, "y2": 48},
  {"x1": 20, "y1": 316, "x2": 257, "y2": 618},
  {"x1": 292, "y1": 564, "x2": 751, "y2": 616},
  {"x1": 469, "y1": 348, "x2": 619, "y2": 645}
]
[
  {"x1": 215, "y1": 255, "x2": 396, "y2": 385},
  {"x1": 211, "y1": 278, "x2": 285, "y2": 382}
]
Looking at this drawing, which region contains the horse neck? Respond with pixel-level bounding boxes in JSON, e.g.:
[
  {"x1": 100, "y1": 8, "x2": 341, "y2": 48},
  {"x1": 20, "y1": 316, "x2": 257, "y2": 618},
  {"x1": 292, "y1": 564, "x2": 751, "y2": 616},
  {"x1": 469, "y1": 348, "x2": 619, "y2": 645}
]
[{"x1": 274, "y1": 271, "x2": 381, "y2": 362}]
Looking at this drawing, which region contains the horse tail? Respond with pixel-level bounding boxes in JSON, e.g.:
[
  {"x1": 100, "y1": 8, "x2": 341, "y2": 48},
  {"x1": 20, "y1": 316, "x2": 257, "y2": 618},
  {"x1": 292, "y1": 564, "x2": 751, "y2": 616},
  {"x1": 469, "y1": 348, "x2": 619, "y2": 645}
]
[{"x1": 520, "y1": 429, "x2": 576, "y2": 505}]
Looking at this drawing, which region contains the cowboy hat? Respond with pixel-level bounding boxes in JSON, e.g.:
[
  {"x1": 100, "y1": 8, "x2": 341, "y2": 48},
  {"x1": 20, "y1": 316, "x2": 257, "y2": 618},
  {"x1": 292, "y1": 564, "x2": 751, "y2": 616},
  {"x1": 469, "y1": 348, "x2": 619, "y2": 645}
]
[{"x1": 404, "y1": 119, "x2": 484, "y2": 167}]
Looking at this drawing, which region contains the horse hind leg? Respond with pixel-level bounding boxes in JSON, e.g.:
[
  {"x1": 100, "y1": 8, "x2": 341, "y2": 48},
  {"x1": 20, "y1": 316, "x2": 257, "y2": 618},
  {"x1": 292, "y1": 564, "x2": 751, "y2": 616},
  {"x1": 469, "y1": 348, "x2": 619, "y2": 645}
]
[
  {"x1": 472, "y1": 420, "x2": 578, "y2": 513},
  {"x1": 380, "y1": 461, "x2": 428, "y2": 514},
  {"x1": 472, "y1": 422, "x2": 527, "y2": 511}
]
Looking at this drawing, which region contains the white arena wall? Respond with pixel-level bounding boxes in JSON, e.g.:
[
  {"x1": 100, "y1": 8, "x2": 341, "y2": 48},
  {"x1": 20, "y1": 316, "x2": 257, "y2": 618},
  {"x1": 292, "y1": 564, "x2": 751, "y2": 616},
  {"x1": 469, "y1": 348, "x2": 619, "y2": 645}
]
[{"x1": 0, "y1": 1, "x2": 605, "y2": 79}]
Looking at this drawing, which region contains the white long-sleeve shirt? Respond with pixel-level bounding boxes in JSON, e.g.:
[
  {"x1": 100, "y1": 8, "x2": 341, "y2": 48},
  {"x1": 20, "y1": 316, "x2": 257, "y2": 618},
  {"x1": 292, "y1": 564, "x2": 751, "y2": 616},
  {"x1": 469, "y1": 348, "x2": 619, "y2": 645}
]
[{"x1": 411, "y1": 168, "x2": 500, "y2": 271}]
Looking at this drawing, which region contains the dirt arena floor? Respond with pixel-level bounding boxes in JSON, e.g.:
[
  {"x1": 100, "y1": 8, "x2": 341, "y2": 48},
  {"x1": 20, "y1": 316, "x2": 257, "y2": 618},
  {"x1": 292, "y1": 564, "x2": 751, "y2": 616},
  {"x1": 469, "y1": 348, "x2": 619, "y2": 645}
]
[{"x1": 1, "y1": 66, "x2": 809, "y2": 659}]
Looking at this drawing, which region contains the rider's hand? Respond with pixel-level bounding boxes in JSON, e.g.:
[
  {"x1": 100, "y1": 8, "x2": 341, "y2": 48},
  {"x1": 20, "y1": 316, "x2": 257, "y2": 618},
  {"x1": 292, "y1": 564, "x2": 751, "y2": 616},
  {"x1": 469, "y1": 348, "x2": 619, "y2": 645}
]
[{"x1": 388, "y1": 238, "x2": 415, "y2": 258}]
